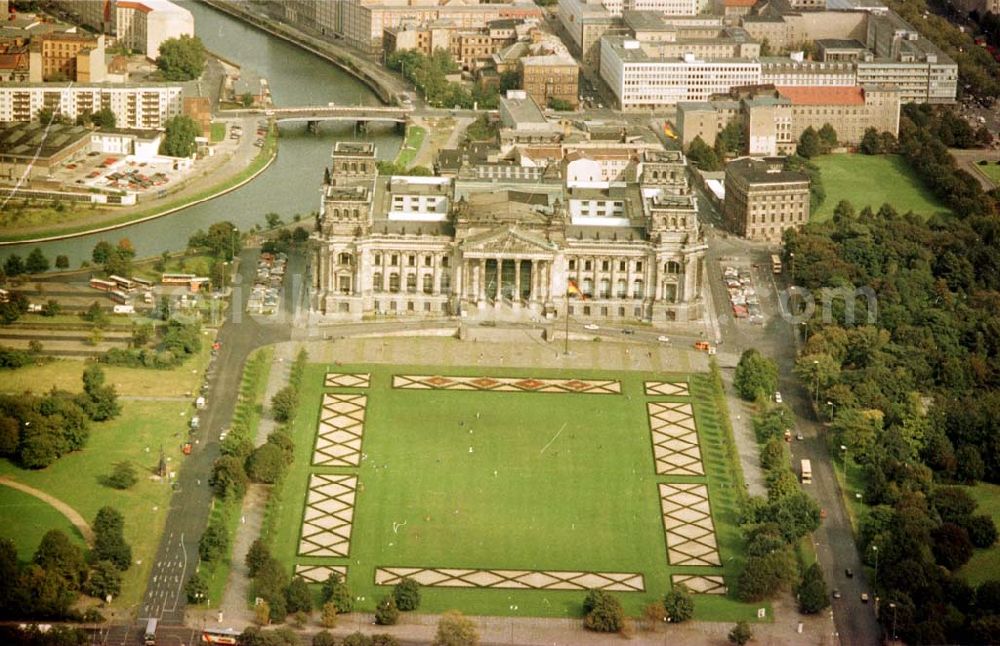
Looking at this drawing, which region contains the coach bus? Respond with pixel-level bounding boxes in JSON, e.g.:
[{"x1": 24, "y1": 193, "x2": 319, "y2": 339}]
[
  {"x1": 108, "y1": 275, "x2": 135, "y2": 292},
  {"x1": 109, "y1": 290, "x2": 129, "y2": 304},
  {"x1": 143, "y1": 618, "x2": 157, "y2": 645},
  {"x1": 201, "y1": 627, "x2": 239, "y2": 644},
  {"x1": 771, "y1": 254, "x2": 782, "y2": 275},
  {"x1": 133, "y1": 277, "x2": 153, "y2": 290},
  {"x1": 89, "y1": 278, "x2": 116, "y2": 292},
  {"x1": 161, "y1": 273, "x2": 196, "y2": 285}
]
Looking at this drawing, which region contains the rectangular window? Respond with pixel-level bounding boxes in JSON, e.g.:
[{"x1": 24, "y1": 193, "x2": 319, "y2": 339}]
[
  {"x1": 569, "y1": 259, "x2": 576, "y2": 271},
  {"x1": 619, "y1": 261, "x2": 626, "y2": 271},
  {"x1": 391, "y1": 255, "x2": 398, "y2": 266},
  {"x1": 601, "y1": 260, "x2": 609, "y2": 271},
  {"x1": 374, "y1": 254, "x2": 382, "y2": 266},
  {"x1": 584, "y1": 260, "x2": 592, "y2": 271},
  {"x1": 635, "y1": 261, "x2": 643, "y2": 272},
  {"x1": 583, "y1": 305, "x2": 591, "y2": 316},
  {"x1": 408, "y1": 255, "x2": 416, "y2": 267}
]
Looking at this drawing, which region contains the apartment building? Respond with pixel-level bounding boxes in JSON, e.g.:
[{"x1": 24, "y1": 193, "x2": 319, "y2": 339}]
[
  {"x1": 723, "y1": 156, "x2": 810, "y2": 242},
  {"x1": 116, "y1": 0, "x2": 194, "y2": 58},
  {"x1": 558, "y1": 0, "x2": 626, "y2": 68},
  {"x1": 0, "y1": 83, "x2": 183, "y2": 129},
  {"x1": 28, "y1": 33, "x2": 106, "y2": 83},
  {"x1": 520, "y1": 54, "x2": 580, "y2": 109}
]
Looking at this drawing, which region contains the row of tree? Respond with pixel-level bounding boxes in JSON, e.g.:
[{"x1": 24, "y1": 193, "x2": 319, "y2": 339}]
[
  {"x1": 783, "y1": 174, "x2": 1000, "y2": 641},
  {"x1": 0, "y1": 365, "x2": 119, "y2": 469},
  {"x1": 385, "y1": 50, "x2": 505, "y2": 110},
  {"x1": 100, "y1": 318, "x2": 202, "y2": 370}
]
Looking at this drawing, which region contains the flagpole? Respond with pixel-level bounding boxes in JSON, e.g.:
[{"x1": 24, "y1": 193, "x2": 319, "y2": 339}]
[{"x1": 564, "y1": 290, "x2": 570, "y2": 355}]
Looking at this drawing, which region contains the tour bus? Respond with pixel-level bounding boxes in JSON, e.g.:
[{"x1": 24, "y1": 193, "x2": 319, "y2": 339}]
[
  {"x1": 161, "y1": 273, "x2": 196, "y2": 285},
  {"x1": 133, "y1": 277, "x2": 153, "y2": 290},
  {"x1": 201, "y1": 627, "x2": 239, "y2": 644},
  {"x1": 143, "y1": 617, "x2": 157, "y2": 645},
  {"x1": 89, "y1": 278, "x2": 116, "y2": 292},
  {"x1": 108, "y1": 275, "x2": 135, "y2": 292},
  {"x1": 771, "y1": 254, "x2": 782, "y2": 275},
  {"x1": 801, "y1": 459, "x2": 813, "y2": 484},
  {"x1": 109, "y1": 290, "x2": 129, "y2": 305}
]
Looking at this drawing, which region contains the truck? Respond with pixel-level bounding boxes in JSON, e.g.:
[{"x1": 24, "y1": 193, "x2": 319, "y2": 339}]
[
  {"x1": 144, "y1": 617, "x2": 157, "y2": 645},
  {"x1": 800, "y1": 459, "x2": 812, "y2": 484}
]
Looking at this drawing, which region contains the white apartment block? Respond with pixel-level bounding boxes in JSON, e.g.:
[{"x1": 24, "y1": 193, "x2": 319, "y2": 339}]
[
  {"x1": 600, "y1": 38, "x2": 760, "y2": 109},
  {"x1": 602, "y1": 0, "x2": 699, "y2": 16},
  {"x1": 0, "y1": 84, "x2": 184, "y2": 129},
  {"x1": 116, "y1": 0, "x2": 194, "y2": 59},
  {"x1": 759, "y1": 55, "x2": 857, "y2": 87}
]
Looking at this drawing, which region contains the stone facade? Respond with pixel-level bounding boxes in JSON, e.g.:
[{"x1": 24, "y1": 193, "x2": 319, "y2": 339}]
[
  {"x1": 723, "y1": 156, "x2": 810, "y2": 242},
  {"x1": 312, "y1": 143, "x2": 706, "y2": 325}
]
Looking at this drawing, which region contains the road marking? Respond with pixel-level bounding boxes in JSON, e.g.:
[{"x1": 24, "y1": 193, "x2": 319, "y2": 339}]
[{"x1": 168, "y1": 533, "x2": 188, "y2": 613}]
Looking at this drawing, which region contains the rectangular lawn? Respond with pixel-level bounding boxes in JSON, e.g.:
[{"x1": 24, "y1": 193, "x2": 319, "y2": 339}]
[
  {"x1": 812, "y1": 154, "x2": 952, "y2": 222},
  {"x1": 271, "y1": 364, "x2": 760, "y2": 622}
]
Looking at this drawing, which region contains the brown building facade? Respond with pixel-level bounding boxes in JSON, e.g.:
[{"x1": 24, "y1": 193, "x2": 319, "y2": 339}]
[
  {"x1": 723, "y1": 156, "x2": 810, "y2": 242},
  {"x1": 520, "y1": 54, "x2": 579, "y2": 109}
]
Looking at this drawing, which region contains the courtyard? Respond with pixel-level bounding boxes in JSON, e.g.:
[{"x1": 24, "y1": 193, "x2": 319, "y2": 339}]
[{"x1": 270, "y1": 361, "x2": 759, "y2": 621}]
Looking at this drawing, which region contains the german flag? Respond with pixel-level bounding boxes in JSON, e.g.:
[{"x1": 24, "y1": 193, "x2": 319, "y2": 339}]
[
  {"x1": 567, "y1": 279, "x2": 587, "y2": 299},
  {"x1": 663, "y1": 121, "x2": 678, "y2": 140}
]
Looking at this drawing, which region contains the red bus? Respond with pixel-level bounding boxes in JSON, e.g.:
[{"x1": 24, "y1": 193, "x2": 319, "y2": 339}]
[
  {"x1": 201, "y1": 628, "x2": 239, "y2": 644},
  {"x1": 89, "y1": 278, "x2": 115, "y2": 292},
  {"x1": 109, "y1": 290, "x2": 128, "y2": 304},
  {"x1": 109, "y1": 275, "x2": 135, "y2": 292}
]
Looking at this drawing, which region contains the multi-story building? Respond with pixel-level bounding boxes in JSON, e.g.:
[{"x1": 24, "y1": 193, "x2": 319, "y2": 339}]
[
  {"x1": 28, "y1": 33, "x2": 106, "y2": 83},
  {"x1": 600, "y1": 37, "x2": 762, "y2": 109},
  {"x1": 759, "y1": 53, "x2": 858, "y2": 87},
  {"x1": 558, "y1": 0, "x2": 626, "y2": 69},
  {"x1": 333, "y1": 1, "x2": 541, "y2": 55},
  {"x1": 49, "y1": 0, "x2": 115, "y2": 34},
  {"x1": 116, "y1": 0, "x2": 194, "y2": 59},
  {"x1": 723, "y1": 156, "x2": 810, "y2": 242},
  {"x1": 0, "y1": 41, "x2": 30, "y2": 83},
  {"x1": 382, "y1": 21, "x2": 454, "y2": 58},
  {"x1": 520, "y1": 54, "x2": 579, "y2": 109},
  {"x1": 678, "y1": 83, "x2": 900, "y2": 155},
  {"x1": 311, "y1": 141, "x2": 706, "y2": 324},
  {"x1": 0, "y1": 83, "x2": 184, "y2": 129}
]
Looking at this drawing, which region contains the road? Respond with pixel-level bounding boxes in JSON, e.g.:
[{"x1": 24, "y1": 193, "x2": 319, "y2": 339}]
[{"x1": 698, "y1": 208, "x2": 880, "y2": 645}]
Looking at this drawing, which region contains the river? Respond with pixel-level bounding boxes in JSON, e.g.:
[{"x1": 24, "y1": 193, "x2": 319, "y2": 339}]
[{"x1": 1, "y1": 0, "x2": 401, "y2": 267}]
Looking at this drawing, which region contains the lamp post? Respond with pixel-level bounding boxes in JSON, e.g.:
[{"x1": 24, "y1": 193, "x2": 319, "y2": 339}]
[
  {"x1": 812, "y1": 359, "x2": 820, "y2": 404},
  {"x1": 889, "y1": 602, "x2": 898, "y2": 641},
  {"x1": 841, "y1": 444, "x2": 849, "y2": 487},
  {"x1": 789, "y1": 251, "x2": 795, "y2": 284},
  {"x1": 230, "y1": 226, "x2": 239, "y2": 261},
  {"x1": 826, "y1": 400, "x2": 835, "y2": 421},
  {"x1": 872, "y1": 544, "x2": 879, "y2": 596}
]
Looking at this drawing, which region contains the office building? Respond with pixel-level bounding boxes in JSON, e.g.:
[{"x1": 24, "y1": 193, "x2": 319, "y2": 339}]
[{"x1": 723, "y1": 156, "x2": 810, "y2": 241}]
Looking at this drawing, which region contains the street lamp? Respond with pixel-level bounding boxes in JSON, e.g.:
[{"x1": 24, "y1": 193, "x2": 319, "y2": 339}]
[
  {"x1": 789, "y1": 251, "x2": 795, "y2": 284},
  {"x1": 812, "y1": 359, "x2": 820, "y2": 404},
  {"x1": 889, "y1": 602, "x2": 898, "y2": 641},
  {"x1": 841, "y1": 444, "x2": 849, "y2": 487},
  {"x1": 826, "y1": 400, "x2": 835, "y2": 420},
  {"x1": 872, "y1": 544, "x2": 879, "y2": 595}
]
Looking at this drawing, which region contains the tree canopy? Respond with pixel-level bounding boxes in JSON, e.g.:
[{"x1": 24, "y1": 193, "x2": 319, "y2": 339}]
[
  {"x1": 155, "y1": 35, "x2": 206, "y2": 81},
  {"x1": 160, "y1": 115, "x2": 200, "y2": 158}
]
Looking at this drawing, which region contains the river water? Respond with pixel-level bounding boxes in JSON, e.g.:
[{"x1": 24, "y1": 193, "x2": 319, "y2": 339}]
[{"x1": 1, "y1": 0, "x2": 400, "y2": 266}]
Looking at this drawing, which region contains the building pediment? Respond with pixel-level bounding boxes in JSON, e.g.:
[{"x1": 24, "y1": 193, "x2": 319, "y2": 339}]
[{"x1": 461, "y1": 227, "x2": 557, "y2": 255}]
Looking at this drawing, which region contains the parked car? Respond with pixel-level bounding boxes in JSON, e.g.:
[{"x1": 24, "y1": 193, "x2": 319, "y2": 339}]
[
  {"x1": 774, "y1": 391, "x2": 783, "y2": 403},
  {"x1": 657, "y1": 335, "x2": 670, "y2": 343},
  {"x1": 861, "y1": 592, "x2": 869, "y2": 603},
  {"x1": 832, "y1": 589, "x2": 841, "y2": 599},
  {"x1": 584, "y1": 323, "x2": 600, "y2": 330},
  {"x1": 845, "y1": 568, "x2": 854, "y2": 578}
]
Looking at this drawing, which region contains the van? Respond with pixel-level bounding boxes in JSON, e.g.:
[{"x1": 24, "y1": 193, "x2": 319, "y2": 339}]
[
  {"x1": 195, "y1": 396, "x2": 206, "y2": 409},
  {"x1": 190, "y1": 416, "x2": 200, "y2": 430}
]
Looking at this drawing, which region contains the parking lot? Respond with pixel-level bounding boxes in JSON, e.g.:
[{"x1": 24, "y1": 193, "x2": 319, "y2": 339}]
[
  {"x1": 246, "y1": 251, "x2": 286, "y2": 316},
  {"x1": 721, "y1": 262, "x2": 763, "y2": 325}
]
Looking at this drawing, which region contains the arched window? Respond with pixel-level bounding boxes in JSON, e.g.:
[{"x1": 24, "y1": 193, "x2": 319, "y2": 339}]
[
  {"x1": 373, "y1": 272, "x2": 382, "y2": 292},
  {"x1": 632, "y1": 279, "x2": 644, "y2": 299},
  {"x1": 616, "y1": 279, "x2": 627, "y2": 298},
  {"x1": 581, "y1": 278, "x2": 593, "y2": 296},
  {"x1": 667, "y1": 261, "x2": 681, "y2": 274},
  {"x1": 599, "y1": 278, "x2": 610, "y2": 298},
  {"x1": 406, "y1": 274, "x2": 417, "y2": 293},
  {"x1": 389, "y1": 273, "x2": 400, "y2": 293},
  {"x1": 333, "y1": 208, "x2": 340, "y2": 218},
  {"x1": 341, "y1": 162, "x2": 348, "y2": 172},
  {"x1": 422, "y1": 274, "x2": 433, "y2": 294}
]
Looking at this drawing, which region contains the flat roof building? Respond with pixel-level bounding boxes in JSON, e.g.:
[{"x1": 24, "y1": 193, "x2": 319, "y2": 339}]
[{"x1": 723, "y1": 156, "x2": 810, "y2": 241}]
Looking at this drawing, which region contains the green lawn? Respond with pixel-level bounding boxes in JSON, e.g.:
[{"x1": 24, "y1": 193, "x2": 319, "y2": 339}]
[
  {"x1": 973, "y1": 161, "x2": 1000, "y2": 184},
  {"x1": 958, "y1": 483, "x2": 1000, "y2": 586},
  {"x1": 270, "y1": 364, "x2": 760, "y2": 622},
  {"x1": 812, "y1": 154, "x2": 952, "y2": 222},
  {"x1": 0, "y1": 486, "x2": 87, "y2": 563},
  {"x1": 210, "y1": 122, "x2": 227, "y2": 143},
  {"x1": 0, "y1": 400, "x2": 191, "y2": 608},
  {"x1": 395, "y1": 125, "x2": 426, "y2": 169}
]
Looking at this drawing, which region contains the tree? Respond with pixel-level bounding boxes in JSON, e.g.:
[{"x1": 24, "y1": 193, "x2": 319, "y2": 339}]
[
  {"x1": 160, "y1": 115, "x2": 200, "y2": 157},
  {"x1": 33, "y1": 529, "x2": 88, "y2": 591},
  {"x1": 686, "y1": 135, "x2": 722, "y2": 171},
  {"x1": 241, "y1": 92, "x2": 254, "y2": 108},
  {"x1": 313, "y1": 631, "x2": 337, "y2": 646},
  {"x1": 210, "y1": 455, "x2": 248, "y2": 499},
  {"x1": 105, "y1": 461, "x2": 138, "y2": 490},
  {"x1": 663, "y1": 584, "x2": 694, "y2": 622},
  {"x1": 433, "y1": 610, "x2": 478, "y2": 646},
  {"x1": 964, "y1": 514, "x2": 997, "y2": 548},
  {"x1": 93, "y1": 506, "x2": 131, "y2": 571},
  {"x1": 25, "y1": 248, "x2": 49, "y2": 274},
  {"x1": 155, "y1": 35, "x2": 207, "y2": 81},
  {"x1": 185, "y1": 570, "x2": 208, "y2": 603},
  {"x1": 832, "y1": 199, "x2": 855, "y2": 223},
  {"x1": 292, "y1": 227, "x2": 310, "y2": 245},
  {"x1": 92, "y1": 241, "x2": 114, "y2": 265},
  {"x1": 246, "y1": 443, "x2": 286, "y2": 484},
  {"x1": 254, "y1": 600, "x2": 271, "y2": 626},
  {"x1": 4, "y1": 254, "x2": 24, "y2": 277},
  {"x1": 319, "y1": 601, "x2": 339, "y2": 628},
  {"x1": 245, "y1": 538, "x2": 271, "y2": 578},
  {"x1": 270, "y1": 386, "x2": 298, "y2": 423},
  {"x1": 729, "y1": 621, "x2": 753, "y2": 645},
  {"x1": 55, "y1": 255, "x2": 69, "y2": 270},
  {"x1": 82, "y1": 364, "x2": 120, "y2": 421},
  {"x1": 860, "y1": 127, "x2": 881, "y2": 155},
  {"x1": 375, "y1": 594, "x2": 400, "y2": 625},
  {"x1": 718, "y1": 120, "x2": 745, "y2": 157},
  {"x1": 321, "y1": 572, "x2": 352, "y2": 613},
  {"x1": 199, "y1": 520, "x2": 229, "y2": 564},
  {"x1": 285, "y1": 576, "x2": 312, "y2": 614},
  {"x1": 797, "y1": 126, "x2": 821, "y2": 158},
  {"x1": 548, "y1": 97, "x2": 573, "y2": 111},
  {"x1": 797, "y1": 563, "x2": 830, "y2": 614},
  {"x1": 736, "y1": 548, "x2": 797, "y2": 602},
  {"x1": 85, "y1": 560, "x2": 121, "y2": 600},
  {"x1": 393, "y1": 577, "x2": 421, "y2": 611},
  {"x1": 817, "y1": 123, "x2": 838, "y2": 152},
  {"x1": 92, "y1": 107, "x2": 116, "y2": 129},
  {"x1": 81, "y1": 301, "x2": 108, "y2": 326},
  {"x1": 733, "y1": 349, "x2": 778, "y2": 401},
  {"x1": 583, "y1": 589, "x2": 625, "y2": 633},
  {"x1": 929, "y1": 486, "x2": 976, "y2": 525},
  {"x1": 931, "y1": 522, "x2": 973, "y2": 570},
  {"x1": 41, "y1": 300, "x2": 61, "y2": 317},
  {"x1": 189, "y1": 221, "x2": 241, "y2": 261}
]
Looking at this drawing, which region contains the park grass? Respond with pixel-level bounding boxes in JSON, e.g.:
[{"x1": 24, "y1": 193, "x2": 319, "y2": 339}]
[
  {"x1": 972, "y1": 161, "x2": 1000, "y2": 184},
  {"x1": 270, "y1": 363, "x2": 761, "y2": 622},
  {"x1": 957, "y1": 483, "x2": 1000, "y2": 586},
  {"x1": 0, "y1": 335, "x2": 213, "y2": 398},
  {"x1": 0, "y1": 399, "x2": 191, "y2": 608},
  {"x1": 395, "y1": 125, "x2": 426, "y2": 169},
  {"x1": 0, "y1": 486, "x2": 87, "y2": 562},
  {"x1": 0, "y1": 123, "x2": 278, "y2": 243},
  {"x1": 812, "y1": 154, "x2": 952, "y2": 222}
]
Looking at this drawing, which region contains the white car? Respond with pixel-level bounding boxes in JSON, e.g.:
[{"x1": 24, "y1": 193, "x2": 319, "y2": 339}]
[
  {"x1": 584, "y1": 323, "x2": 600, "y2": 331},
  {"x1": 657, "y1": 335, "x2": 671, "y2": 343},
  {"x1": 775, "y1": 391, "x2": 783, "y2": 403}
]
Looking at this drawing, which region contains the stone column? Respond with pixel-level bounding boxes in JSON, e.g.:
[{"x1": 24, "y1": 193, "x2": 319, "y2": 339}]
[
  {"x1": 514, "y1": 259, "x2": 522, "y2": 304},
  {"x1": 455, "y1": 259, "x2": 464, "y2": 301},
  {"x1": 626, "y1": 260, "x2": 633, "y2": 300},
  {"x1": 477, "y1": 259, "x2": 486, "y2": 303},
  {"x1": 433, "y1": 254, "x2": 441, "y2": 295},
  {"x1": 684, "y1": 254, "x2": 698, "y2": 303},
  {"x1": 495, "y1": 256, "x2": 503, "y2": 302},
  {"x1": 529, "y1": 260, "x2": 538, "y2": 302}
]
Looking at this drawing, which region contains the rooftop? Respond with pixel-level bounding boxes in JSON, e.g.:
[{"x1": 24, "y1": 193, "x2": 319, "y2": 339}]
[
  {"x1": 726, "y1": 156, "x2": 810, "y2": 185},
  {"x1": 776, "y1": 85, "x2": 865, "y2": 105},
  {"x1": 0, "y1": 121, "x2": 90, "y2": 159}
]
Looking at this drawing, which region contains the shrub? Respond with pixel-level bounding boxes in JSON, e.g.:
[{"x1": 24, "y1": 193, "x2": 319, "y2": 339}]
[
  {"x1": 246, "y1": 443, "x2": 286, "y2": 484},
  {"x1": 582, "y1": 590, "x2": 625, "y2": 633},
  {"x1": 375, "y1": 595, "x2": 400, "y2": 625},
  {"x1": 285, "y1": 576, "x2": 312, "y2": 613},
  {"x1": 321, "y1": 572, "x2": 352, "y2": 613},
  {"x1": 964, "y1": 514, "x2": 998, "y2": 548},
  {"x1": 270, "y1": 386, "x2": 298, "y2": 423},
  {"x1": 393, "y1": 577, "x2": 421, "y2": 611},
  {"x1": 663, "y1": 584, "x2": 694, "y2": 622},
  {"x1": 105, "y1": 461, "x2": 138, "y2": 490}
]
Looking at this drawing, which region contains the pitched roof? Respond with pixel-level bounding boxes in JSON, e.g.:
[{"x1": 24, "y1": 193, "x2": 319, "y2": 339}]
[{"x1": 776, "y1": 86, "x2": 865, "y2": 106}]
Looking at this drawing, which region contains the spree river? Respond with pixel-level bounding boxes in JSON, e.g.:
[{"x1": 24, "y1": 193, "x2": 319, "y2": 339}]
[{"x1": 1, "y1": 1, "x2": 401, "y2": 266}]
